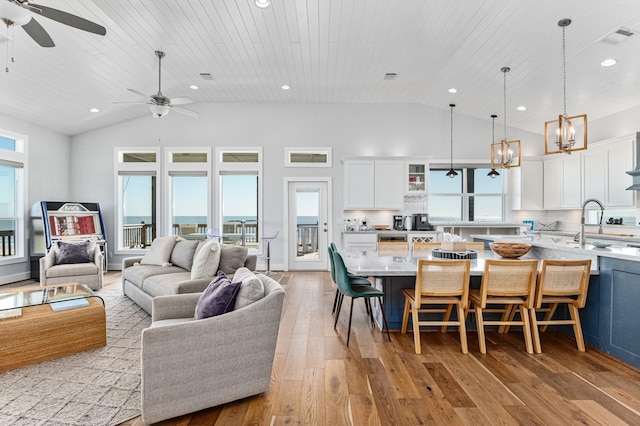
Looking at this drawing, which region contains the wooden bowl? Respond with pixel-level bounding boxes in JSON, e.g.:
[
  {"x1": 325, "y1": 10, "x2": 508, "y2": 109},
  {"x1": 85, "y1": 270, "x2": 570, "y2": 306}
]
[{"x1": 489, "y1": 242, "x2": 532, "y2": 258}]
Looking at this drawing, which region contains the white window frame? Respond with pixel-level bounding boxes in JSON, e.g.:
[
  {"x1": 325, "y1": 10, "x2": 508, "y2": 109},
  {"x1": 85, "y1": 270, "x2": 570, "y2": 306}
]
[
  {"x1": 0, "y1": 129, "x2": 27, "y2": 265},
  {"x1": 215, "y1": 147, "x2": 263, "y2": 253},
  {"x1": 429, "y1": 165, "x2": 506, "y2": 222},
  {"x1": 114, "y1": 147, "x2": 161, "y2": 254},
  {"x1": 164, "y1": 147, "x2": 212, "y2": 237},
  {"x1": 284, "y1": 147, "x2": 332, "y2": 167}
]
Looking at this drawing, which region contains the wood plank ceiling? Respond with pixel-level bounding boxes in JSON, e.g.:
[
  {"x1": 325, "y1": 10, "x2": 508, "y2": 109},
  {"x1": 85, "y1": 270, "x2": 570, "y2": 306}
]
[{"x1": 0, "y1": 0, "x2": 639, "y2": 136}]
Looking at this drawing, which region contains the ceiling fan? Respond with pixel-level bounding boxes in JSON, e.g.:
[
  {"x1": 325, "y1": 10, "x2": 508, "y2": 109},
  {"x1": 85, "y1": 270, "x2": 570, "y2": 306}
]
[
  {"x1": 114, "y1": 50, "x2": 200, "y2": 119},
  {"x1": 0, "y1": 0, "x2": 106, "y2": 47}
]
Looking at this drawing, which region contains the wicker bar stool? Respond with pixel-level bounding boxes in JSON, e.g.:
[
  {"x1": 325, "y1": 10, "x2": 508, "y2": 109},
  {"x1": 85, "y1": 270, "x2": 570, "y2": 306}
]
[
  {"x1": 468, "y1": 259, "x2": 539, "y2": 354},
  {"x1": 401, "y1": 259, "x2": 471, "y2": 354},
  {"x1": 530, "y1": 259, "x2": 592, "y2": 353}
]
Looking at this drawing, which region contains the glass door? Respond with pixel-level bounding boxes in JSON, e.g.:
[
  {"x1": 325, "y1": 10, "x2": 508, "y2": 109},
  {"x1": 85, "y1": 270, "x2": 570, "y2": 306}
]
[{"x1": 287, "y1": 181, "x2": 329, "y2": 271}]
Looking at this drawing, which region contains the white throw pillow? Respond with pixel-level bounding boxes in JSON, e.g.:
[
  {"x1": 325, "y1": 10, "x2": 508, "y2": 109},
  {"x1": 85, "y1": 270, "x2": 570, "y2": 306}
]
[
  {"x1": 140, "y1": 236, "x2": 178, "y2": 266},
  {"x1": 233, "y1": 267, "x2": 265, "y2": 310},
  {"x1": 190, "y1": 240, "x2": 221, "y2": 279}
]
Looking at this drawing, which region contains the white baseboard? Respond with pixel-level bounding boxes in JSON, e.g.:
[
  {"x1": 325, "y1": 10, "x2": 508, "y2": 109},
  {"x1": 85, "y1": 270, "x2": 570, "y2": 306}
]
[{"x1": 0, "y1": 272, "x2": 32, "y2": 285}]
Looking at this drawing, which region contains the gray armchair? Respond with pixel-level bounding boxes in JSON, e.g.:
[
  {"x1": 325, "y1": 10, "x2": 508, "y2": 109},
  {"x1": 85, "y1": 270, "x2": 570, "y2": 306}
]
[
  {"x1": 140, "y1": 274, "x2": 285, "y2": 424},
  {"x1": 39, "y1": 243, "x2": 103, "y2": 290}
]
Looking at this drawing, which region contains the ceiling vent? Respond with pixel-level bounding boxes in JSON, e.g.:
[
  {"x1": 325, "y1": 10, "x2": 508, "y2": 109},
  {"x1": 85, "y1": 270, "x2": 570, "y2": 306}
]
[
  {"x1": 199, "y1": 73, "x2": 214, "y2": 80},
  {"x1": 383, "y1": 73, "x2": 397, "y2": 81},
  {"x1": 601, "y1": 27, "x2": 636, "y2": 44}
]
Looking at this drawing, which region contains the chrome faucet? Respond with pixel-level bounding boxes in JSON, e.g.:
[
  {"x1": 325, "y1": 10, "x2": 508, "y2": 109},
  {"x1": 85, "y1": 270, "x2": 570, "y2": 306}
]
[{"x1": 580, "y1": 198, "x2": 605, "y2": 248}]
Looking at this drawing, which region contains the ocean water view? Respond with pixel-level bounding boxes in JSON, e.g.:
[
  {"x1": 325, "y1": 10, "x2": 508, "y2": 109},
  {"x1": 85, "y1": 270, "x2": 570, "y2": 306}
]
[{"x1": 124, "y1": 216, "x2": 319, "y2": 225}]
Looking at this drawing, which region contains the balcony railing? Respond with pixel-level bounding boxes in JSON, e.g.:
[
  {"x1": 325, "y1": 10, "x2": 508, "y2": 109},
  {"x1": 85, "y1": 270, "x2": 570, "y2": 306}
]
[
  {"x1": 0, "y1": 230, "x2": 15, "y2": 257},
  {"x1": 297, "y1": 224, "x2": 318, "y2": 255},
  {"x1": 122, "y1": 222, "x2": 259, "y2": 249}
]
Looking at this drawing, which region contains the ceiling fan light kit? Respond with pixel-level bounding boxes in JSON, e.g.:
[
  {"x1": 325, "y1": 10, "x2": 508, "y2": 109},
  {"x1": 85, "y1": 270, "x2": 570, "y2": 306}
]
[{"x1": 545, "y1": 18, "x2": 588, "y2": 155}]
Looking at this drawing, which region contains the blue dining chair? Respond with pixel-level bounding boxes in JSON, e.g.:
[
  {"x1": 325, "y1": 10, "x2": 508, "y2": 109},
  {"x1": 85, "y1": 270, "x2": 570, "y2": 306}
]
[
  {"x1": 328, "y1": 243, "x2": 371, "y2": 318},
  {"x1": 331, "y1": 250, "x2": 391, "y2": 346}
]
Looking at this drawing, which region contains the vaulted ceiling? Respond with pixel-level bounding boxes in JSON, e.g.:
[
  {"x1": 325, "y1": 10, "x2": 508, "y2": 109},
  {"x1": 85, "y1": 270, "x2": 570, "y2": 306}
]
[{"x1": 1, "y1": 0, "x2": 640, "y2": 136}]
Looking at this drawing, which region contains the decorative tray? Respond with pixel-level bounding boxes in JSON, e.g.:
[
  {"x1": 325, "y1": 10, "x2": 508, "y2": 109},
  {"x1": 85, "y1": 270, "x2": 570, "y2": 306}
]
[{"x1": 431, "y1": 248, "x2": 478, "y2": 259}]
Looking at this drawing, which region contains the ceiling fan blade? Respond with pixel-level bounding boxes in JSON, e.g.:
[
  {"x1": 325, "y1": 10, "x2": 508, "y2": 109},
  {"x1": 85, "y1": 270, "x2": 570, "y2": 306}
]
[
  {"x1": 127, "y1": 88, "x2": 151, "y2": 98},
  {"x1": 112, "y1": 101, "x2": 151, "y2": 105},
  {"x1": 21, "y1": 17, "x2": 54, "y2": 47},
  {"x1": 171, "y1": 105, "x2": 200, "y2": 118},
  {"x1": 28, "y1": 3, "x2": 106, "y2": 36},
  {"x1": 169, "y1": 97, "x2": 194, "y2": 106}
]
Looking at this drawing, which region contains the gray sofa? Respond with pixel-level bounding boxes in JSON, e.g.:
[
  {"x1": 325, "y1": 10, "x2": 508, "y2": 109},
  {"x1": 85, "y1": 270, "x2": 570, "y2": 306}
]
[
  {"x1": 122, "y1": 237, "x2": 257, "y2": 314},
  {"x1": 140, "y1": 273, "x2": 285, "y2": 424}
]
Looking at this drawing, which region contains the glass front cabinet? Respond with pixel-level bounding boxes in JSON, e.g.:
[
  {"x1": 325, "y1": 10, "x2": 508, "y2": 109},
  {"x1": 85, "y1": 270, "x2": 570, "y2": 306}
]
[{"x1": 406, "y1": 160, "x2": 429, "y2": 193}]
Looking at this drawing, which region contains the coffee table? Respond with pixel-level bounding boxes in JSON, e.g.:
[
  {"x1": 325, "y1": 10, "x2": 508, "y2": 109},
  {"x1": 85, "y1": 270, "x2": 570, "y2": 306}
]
[{"x1": 0, "y1": 282, "x2": 106, "y2": 372}]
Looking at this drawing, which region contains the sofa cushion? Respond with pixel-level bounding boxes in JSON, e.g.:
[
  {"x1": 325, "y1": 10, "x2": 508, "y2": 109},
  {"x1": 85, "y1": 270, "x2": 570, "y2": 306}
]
[
  {"x1": 190, "y1": 240, "x2": 221, "y2": 280},
  {"x1": 195, "y1": 271, "x2": 241, "y2": 319},
  {"x1": 123, "y1": 265, "x2": 186, "y2": 289},
  {"x1": 46, "y1": 262, "x2": 98, "y2": 278},
  {"x1": 141, "y1": 236, "x2": 178, "y2": 266},
  {"x1": 142, "y1": 272, "x2": 193, "y2": 297},
  {"x1": 170, "y1": 239, "x2": 199, "y2": 271},
  {"x1": 55, "y1": 241, "x2": 90, "y2": 264},
  {"x1": 233, "y1": 267, "x2": 265, "y2": 310},
  {"x1": 219, "y1": 244, "x2": 249, "y2": 275}
]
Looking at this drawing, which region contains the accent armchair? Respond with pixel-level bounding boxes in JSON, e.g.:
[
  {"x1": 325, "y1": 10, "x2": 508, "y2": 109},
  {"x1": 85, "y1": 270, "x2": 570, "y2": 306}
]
[
  {"x1": 39, "y1": 242, "x2": 104, "y2": 290},
  {"x1": 140, "y1": 273, "x2": 285, "y2": 424}
]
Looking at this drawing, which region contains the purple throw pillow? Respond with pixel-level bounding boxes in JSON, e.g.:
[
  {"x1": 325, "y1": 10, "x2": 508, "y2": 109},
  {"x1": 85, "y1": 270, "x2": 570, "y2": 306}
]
[
  {"x1": 56, "y1": 241, "x2": 91, "y2": 264},
  {"x1": 195, "y1": 270, "x2": 242, "y2": 319}
]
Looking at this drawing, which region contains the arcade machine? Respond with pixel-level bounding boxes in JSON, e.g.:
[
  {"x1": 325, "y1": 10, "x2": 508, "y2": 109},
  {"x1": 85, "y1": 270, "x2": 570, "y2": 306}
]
[{"x1": 30, "y1": 201, "x2": 107, "y2": 279}]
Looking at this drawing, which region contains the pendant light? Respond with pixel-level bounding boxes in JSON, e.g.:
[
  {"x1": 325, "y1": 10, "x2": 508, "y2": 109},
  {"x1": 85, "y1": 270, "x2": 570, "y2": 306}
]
[
  {"x1": 487, "y1": 114, "x2": 500, "y2": 178},
  {"x1": 446, "y1": 104, "x2": 458, "y2": 178},
  {"x1": 545, "y1": 18, "x2": 587, "y2": 155},
  {"x1": 491, "y1": 67, "x2": 521, "y2": 169}
]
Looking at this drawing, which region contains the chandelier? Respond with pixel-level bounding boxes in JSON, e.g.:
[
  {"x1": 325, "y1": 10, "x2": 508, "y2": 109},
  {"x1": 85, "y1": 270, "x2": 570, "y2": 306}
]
[
  {"x1": 545, "y1": 18, "x2": 587, "y2": 155},
  {"x1": 491, "y1": 67, "x2": 520, "y2": 169}
]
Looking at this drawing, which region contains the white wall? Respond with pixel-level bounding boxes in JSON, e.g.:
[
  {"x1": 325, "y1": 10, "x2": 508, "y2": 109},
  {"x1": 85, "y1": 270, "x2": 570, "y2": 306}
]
[
  {"x1": 69, "y1": 103, "x2": 542, "y2": 270},
  {"x1": 0, "y1": 113, "x2": 70, "y2": 284}
]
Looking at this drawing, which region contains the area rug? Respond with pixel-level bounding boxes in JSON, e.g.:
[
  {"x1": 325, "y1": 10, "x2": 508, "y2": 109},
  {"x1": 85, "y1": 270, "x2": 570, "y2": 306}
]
[{"x1": 0, "y1": 290, "x2": 151, "y2": 426}]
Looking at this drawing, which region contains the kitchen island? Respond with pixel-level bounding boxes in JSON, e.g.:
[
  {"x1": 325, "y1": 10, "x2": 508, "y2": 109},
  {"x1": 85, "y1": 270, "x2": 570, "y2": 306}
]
[{"x1": 341, "y1": 244, "x2": 640, "y2": 369}]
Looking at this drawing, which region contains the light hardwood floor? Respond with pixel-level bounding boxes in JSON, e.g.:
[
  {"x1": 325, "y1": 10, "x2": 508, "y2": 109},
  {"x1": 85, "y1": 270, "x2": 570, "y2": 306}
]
[{"x1": 6, "y1": 271, "x2": 640, "y2": 425}]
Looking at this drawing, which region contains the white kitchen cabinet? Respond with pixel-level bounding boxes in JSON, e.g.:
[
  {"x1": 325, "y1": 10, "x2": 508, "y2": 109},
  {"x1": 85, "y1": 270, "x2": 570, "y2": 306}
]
[
  {"x1": 343, "y1": 159, "x2": 404, "y2": 210},
  {"x1": 374, "y1": 161, "x2": 405, "y2": 209},
  {"x1": 606, "y1": 137, "x2": 634, "y2": 206},
  {"x1": 406, "y1": 160, "x2": 429, "y2": 193},
  {"x1": 582, "y1": 136, "x2": 635, "y2": 207},
  {"x1": 343, "y1": 160, "x2": 375, "y2": 209},
  {"x1": 543, "y1": 155, "x2": 581, "y2": 209},
  {"x1": 342, "y1": 232, "x2": 377, "y2": 251},
  {"x1": 543, "y1": 157, "x2": 563, "y2": 209},
  {"x1": 510, "y1": 159, "x2": 543, "y2": 210},
  {"x1": 582, "y1": 145, "x2": 607, "y2": 202},
  {"x1": 563, "y1": 154, "x2": 581, "y2": 208}
]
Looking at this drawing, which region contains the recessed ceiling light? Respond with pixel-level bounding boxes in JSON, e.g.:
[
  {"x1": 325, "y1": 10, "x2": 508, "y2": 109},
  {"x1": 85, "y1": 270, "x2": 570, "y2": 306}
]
[
  {"x1": 255, "y1": 0, "x2": 270, "y2": 8},
  {"x1": 516, "y1": 106, "x2": 527, "y2": 111},
  {"x1": 600, "y1": 58, "x2": 617, "y2": 67},
  {"x1": 281, "y1": 85, "x2": 290, "y2": 90},
  {"x1": 89, "y1": 108, "x2": 100, "y2": 113},
  {"x1": 190, "y1": 85, "x2": 199, "y2": 90},
  {"x1": 448, "y1": 88, "x2": 457, "y2": 93}
]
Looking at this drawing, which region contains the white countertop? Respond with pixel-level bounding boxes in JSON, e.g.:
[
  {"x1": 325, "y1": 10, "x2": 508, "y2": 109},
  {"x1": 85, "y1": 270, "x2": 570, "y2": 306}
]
[{"x1": 470, "y1": 233, "x2": 640, "y2": 262}]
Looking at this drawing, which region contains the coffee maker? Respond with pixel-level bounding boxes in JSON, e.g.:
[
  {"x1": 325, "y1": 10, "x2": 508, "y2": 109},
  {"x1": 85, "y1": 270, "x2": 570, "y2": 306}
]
[
  {"x1": 412, "y1": 213, "x2": 433, "y2": 231},
  {"x1": 393, "y1": 215, "x2": 405, "y2": 230}
]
